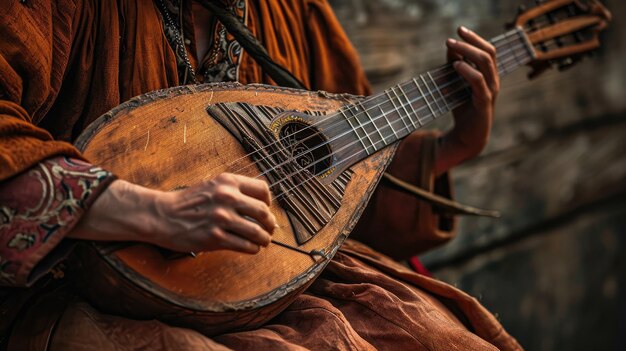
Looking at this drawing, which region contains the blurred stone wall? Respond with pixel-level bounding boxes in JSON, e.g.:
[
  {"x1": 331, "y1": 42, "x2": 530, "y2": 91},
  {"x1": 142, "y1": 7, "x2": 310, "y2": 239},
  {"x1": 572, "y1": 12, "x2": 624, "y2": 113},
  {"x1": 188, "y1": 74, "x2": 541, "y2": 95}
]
[{"x1": 328, "y1": 0, "x2": 626, "y2": 349}]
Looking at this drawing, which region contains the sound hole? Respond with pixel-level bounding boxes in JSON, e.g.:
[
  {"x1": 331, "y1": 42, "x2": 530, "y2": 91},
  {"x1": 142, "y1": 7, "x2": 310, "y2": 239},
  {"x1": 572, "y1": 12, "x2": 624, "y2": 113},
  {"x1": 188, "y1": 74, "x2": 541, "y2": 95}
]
[{"x1": 278, "y1": 121, "x2": 333, "y2": 176}]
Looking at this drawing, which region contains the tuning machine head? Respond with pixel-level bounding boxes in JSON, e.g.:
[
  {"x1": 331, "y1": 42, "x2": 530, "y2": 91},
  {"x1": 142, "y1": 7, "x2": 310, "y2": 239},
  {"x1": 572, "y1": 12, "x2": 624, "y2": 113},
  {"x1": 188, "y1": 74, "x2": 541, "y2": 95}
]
[{"x1": 511, "y1": 0, "x2": 611, "y2": 79}]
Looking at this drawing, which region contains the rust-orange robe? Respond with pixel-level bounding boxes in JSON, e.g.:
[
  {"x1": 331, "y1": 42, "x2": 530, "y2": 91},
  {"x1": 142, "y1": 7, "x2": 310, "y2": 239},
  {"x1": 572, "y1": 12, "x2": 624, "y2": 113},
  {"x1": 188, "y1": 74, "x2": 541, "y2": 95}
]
[{"x1": 0, "y1": 0, "x2": 522, "y2": 350}]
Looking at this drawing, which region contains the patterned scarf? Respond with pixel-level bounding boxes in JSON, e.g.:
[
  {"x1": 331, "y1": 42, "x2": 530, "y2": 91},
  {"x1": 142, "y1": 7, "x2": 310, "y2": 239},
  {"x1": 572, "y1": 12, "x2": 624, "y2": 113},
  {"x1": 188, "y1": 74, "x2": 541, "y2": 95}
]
[{"x1": 157, "y1": 0, "x2": 248, "y2": 84}]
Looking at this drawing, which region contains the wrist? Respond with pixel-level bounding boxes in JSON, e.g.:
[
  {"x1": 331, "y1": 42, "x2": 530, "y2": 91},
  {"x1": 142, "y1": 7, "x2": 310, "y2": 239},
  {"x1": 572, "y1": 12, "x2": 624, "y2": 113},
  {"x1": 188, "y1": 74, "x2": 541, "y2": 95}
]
[
  {"x1": 69, "y1": 179, "x2": 161, "y2": 244},
  {"x1": 111, "y1": 180, "x2": 163, "y2": 244},
  {"x1": 451, "y1": 124, "x2": 490, "y2": 155},
  {"x1": 434, "y1": 132, "x2": 481, "y2": 176}
]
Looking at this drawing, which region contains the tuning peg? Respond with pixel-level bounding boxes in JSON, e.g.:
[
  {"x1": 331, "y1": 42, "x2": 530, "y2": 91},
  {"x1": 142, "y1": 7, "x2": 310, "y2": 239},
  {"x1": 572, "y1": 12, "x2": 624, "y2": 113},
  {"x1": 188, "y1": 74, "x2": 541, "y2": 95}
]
[
  {"x1": 557, "y1": 57, "x2": 581, "y2": 72},
  {"x1": 527, "y1": 61, "x2": 551, "y2": 80}
]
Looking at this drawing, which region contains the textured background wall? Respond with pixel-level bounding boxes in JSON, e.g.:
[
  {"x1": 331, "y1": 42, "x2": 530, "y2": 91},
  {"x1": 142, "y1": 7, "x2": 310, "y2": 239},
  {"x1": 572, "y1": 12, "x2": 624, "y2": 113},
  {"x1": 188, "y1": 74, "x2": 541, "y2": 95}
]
[{"x1": 328, "y1": 1, "x2": 626, "y2": 349}]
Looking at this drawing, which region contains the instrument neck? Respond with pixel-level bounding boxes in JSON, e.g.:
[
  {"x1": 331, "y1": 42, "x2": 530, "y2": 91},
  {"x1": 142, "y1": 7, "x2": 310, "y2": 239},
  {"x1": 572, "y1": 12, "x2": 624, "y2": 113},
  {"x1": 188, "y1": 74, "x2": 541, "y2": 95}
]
[{"x1": 334, "y1": 27, "x2": 534, "y2": 162}]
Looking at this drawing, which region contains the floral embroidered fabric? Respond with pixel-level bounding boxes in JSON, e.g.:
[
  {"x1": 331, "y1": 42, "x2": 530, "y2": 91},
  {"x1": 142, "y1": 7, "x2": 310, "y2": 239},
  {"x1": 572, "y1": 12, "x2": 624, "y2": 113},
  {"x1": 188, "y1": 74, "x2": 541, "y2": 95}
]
[
  {"x1": 0, "y1": 157, "x2": 114, "y2": 287},
  {"x1": 159, "y1": 0, "x2": 247, "y2": 84}
]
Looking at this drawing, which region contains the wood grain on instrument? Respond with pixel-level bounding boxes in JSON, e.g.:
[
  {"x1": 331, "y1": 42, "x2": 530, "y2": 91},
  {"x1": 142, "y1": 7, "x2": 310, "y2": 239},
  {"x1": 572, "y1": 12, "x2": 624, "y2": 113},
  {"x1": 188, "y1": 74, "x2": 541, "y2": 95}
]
[{"x1": 72, "y1": 83, "x2": 398, "y2": 335}]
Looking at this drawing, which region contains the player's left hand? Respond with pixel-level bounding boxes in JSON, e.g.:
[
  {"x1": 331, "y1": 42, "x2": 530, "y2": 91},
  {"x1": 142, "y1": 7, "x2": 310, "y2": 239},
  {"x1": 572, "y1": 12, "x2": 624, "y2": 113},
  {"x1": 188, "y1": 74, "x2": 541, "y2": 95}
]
[{"x1": 435, "y1": 26, "x2": 500, "y2": 175}]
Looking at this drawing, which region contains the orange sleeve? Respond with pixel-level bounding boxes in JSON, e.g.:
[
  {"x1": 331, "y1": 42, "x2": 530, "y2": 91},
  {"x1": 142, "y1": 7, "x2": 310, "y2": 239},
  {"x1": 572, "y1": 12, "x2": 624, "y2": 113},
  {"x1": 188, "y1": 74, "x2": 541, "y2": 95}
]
[
  {"x1": 302, "y1": 0, "x2": 372, "y2": 95},
  {"x1": 0, "y1": 0, "x2": 83, "y2": 182}
]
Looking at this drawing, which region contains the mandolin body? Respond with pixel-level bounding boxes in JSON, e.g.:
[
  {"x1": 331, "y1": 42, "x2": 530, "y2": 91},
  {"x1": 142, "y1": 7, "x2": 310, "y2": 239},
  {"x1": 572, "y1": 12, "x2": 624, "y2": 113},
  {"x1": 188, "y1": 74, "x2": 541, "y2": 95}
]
[{"x1": 72, "y1": 82, "x2": 397, "y2": 335}]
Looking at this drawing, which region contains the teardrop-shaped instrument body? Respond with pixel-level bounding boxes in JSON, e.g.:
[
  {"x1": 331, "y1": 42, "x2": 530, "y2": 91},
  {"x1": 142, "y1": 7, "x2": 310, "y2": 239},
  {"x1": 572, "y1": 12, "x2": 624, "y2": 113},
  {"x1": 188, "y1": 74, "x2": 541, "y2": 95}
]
[{"x1": 72, "y1": 83, "x2": 397, "y2": 335}]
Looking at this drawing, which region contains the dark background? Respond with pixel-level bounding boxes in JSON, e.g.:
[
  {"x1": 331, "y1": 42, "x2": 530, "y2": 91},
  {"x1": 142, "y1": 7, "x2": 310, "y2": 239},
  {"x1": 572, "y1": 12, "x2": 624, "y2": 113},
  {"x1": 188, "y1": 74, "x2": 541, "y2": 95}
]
[{"x1": 329, "y1": 1, "x2": 626, "y2": 350}]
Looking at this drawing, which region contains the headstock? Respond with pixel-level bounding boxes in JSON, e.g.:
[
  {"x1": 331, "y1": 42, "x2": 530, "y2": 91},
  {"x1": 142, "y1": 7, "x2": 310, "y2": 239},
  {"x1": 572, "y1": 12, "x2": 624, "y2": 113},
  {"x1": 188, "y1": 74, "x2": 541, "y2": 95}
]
[{"x1": 512, "y1": 0, "x2": 611, "y2": 79}]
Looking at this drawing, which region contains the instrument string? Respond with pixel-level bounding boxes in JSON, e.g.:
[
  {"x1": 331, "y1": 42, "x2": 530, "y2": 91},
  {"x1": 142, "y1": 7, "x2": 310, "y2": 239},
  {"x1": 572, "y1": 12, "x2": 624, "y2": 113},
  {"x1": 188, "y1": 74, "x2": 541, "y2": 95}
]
[
  {"x1": 253, "y1": 44, "x2": 528, "y2": 193},
  {"x1": 261, "y1": 33, "x2": 529, "y2": 254},
  {"x1": 199, "y1": 32, "x2": 528, "y2": 179},
  {"x1": 266, "y1": 81, "x2": 474, "y2": 257},
  {"x1": 226, "y1": 40, "x2": 528, "y2": 183},
  {"x1": 267, "y1": 44, "x2": 530, "y2": 203},
  {"x1": 220, "y1": 64, "x2": 455, "y2": 172},
  {"x1": 269, "y1": 81, "x2": 472, "y2": 204}
]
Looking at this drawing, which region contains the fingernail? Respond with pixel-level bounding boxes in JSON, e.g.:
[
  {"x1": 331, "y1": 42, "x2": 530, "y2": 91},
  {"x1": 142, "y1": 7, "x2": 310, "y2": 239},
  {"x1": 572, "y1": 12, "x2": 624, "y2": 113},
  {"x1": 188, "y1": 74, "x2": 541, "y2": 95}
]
[
  {"x1": 460, "y1": 26, "x2": 470, "y2": 33},
  {"x1": 453, "y1": 61, "x2": 462, "y2": 68},
  {"x1": 447, "y1": 38, "x2": 456, "y2": 46},
  {"x1": 274, "y1": 223, "x2": 280, "y2": 229}
]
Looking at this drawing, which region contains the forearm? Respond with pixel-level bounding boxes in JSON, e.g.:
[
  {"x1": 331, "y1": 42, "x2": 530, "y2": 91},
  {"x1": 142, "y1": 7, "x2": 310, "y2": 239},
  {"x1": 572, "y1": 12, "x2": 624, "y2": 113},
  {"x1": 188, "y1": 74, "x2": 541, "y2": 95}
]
[
  {"x1": 434, "y1": 129, "x2": 487, "y2": 177},
  {"x1": 70, "y1": 173, "x2": 276, "y2": 254},
  {"x1": 68, "y1": 180, "x2": 159, "y2": 245}
]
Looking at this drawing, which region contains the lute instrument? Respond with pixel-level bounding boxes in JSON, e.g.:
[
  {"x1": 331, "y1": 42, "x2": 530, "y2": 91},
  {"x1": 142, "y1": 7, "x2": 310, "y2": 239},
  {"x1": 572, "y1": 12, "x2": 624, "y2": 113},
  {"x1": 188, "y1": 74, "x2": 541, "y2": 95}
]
[{"x1": 72, "y1": 0, "x2": 611, "y2": 335}]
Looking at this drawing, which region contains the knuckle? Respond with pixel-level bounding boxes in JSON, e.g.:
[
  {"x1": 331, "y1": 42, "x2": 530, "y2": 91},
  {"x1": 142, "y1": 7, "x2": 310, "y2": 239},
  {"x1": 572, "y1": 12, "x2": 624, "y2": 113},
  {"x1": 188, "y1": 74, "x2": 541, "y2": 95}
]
[
  {"x1": 252, "y1": 178, "x2": 271, "y2": 195},
  {"x1": 479, "y1": 52, "x2": 491, "y2": 66},
  {"x1": 215, "y1": 173, "x2": 236, "y2": 185},
  {"x1": 207, "y1": 227, "x2": 224, "y2": 242},
  {"x1": 261, "y1": 181, "x2": 271, "y2": 194},
  {"x1": 255, "y1": 225, "x2": 269, "y2": 240},
  {"x1": 482, "y1": 90, "x2": 493, "y2": 102},
  {"x1": 242, "y1": 240, "x2": 261, "y2": 253},
  {"x1": 213, "y1": 186, "x2": 237, "y2": 204},
  {"x1": 250, "y1": 177, "x2": 265, "y2": 187},
  {"x1": 260, "y1": 202, "x2": 271, "y2": 213},
  {"x1": 261, "y1": 230, "x2": 272, "y2": 245},
  {"x1": 259, "y1": 204, "x2": 272, "y2": 220},
  {"x1": 487, "y1": 44, "x2": 497, "y2": 58},
  {"x1": 209, "y1": 208, "x2": 231, "y2": 225},
  {"x1": 471, "y1": 71, "x2": 484, "y2": 83}
]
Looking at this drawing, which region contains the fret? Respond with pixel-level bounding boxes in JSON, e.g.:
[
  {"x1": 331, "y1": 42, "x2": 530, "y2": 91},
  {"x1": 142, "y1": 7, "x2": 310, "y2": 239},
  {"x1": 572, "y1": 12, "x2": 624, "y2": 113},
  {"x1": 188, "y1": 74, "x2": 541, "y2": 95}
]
[
  {"x1": 493, "y1": 30, "x2": 512, "y2": 75},
  {"x1": 505, "y1": 31, "x2": 523, "y2": 66},
  {"x1": 490, "y1": 32, "x2": 507, "y2": 45},
  {"x1": 499, "y1": 50, "x2": 511, "y2": 75},
  {"x1": 494, "y1": 28, "x2": 533, "y2": 76},
  {"x1": 350, "y1": 106, "x2": 381, "y2": 152},
  {"x1": 385, "y1": 90, "x2": 412, "y2": 134},
  {"x1": 390, "y1": 86, "x2": 416, "y2": 129},
  {"x1": 491, "y1": 29, "x2": 512, "y2": 47},
  {"x1": 423, "y1": 74, "x2": 445, "y2": 115},
  {"x1": 340, "y1": 108, "x2": 372, "y2": 155},
  {"x1": 427, "y1": 71, "x2": 450, "y2": 113},
  {"x1": 357, "y1": 100, "x2": 386, "y2": 144},
  {"x1": 513, "y1": 27, "x2": 532, "y2": 64},
  {"x1": 397, "y1": 83, "x2": 423, "y2": 127},
  {"x1": 507, "y1": 31, "x2": 526, "y2": 68},
  {"x1": 418, "y1": 75, "x2": 439, "y2": 119},
  {"x1": 411, "y1": 77, "x2": 434, "y2": 122},
  {"x1": 377, "y1": 104, "x2": 400, "y2": 139},
  {"x1": 328, "y1": 29, "x2": 533, "y2": 168}
]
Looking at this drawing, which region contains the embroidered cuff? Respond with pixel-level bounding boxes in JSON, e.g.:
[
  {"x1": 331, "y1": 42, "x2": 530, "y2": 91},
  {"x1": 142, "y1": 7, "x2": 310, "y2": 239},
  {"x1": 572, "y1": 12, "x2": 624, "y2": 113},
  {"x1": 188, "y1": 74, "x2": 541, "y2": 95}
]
[{"x1": 0, "y1": 157, "x2": 115, "y2": 287}]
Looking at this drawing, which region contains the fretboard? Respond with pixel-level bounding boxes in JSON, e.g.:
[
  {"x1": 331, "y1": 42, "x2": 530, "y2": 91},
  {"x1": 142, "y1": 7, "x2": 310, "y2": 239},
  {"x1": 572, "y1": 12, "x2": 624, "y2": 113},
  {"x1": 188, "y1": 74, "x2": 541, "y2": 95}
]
[{"x1": 332, "y1": 27, "x2": 534, "y2": 165}]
